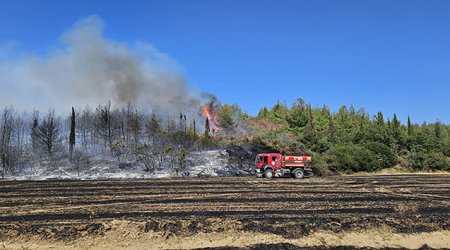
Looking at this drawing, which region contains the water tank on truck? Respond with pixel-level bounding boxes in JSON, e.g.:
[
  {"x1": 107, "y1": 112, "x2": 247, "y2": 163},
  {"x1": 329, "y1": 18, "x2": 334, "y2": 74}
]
[{"x1": 255, "y1": 153, "x2": 312, "y2": 179}]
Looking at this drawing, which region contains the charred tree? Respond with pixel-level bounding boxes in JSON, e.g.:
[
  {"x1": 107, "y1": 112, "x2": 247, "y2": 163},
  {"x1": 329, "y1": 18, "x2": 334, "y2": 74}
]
[
  {"x1": 94, "y1": 102, "x2": 113, "y2": 149},
  {"x1": 193, "y1": 119, "x2": 196, "y2": 137},
  {"x1": 69, "y1": 107, "x2": 76, "y2": 160},
  {"x1": 147, "y1": 110, "x2": 161, "y2": 146},
  {"x1": 34, "y1": 110, "x2": 63, "y2": 166},
  {"x1": 204, "y1": 117, "x2": 210, "y2": 138},
  {"x1": 0, "y1": 107, "x2": 14, "y2": 178}
]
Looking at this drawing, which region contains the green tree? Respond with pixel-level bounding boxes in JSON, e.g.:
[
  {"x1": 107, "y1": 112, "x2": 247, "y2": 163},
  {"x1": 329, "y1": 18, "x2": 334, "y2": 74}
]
[
  {"x1": 326, "y1": 144, "x2": 381, "y2": 173},
  {"x1": 375, "y1": 112, "x2": 384, "y2": 126},
  {"x1": 257, "y1": 107, "x2": 269, "y2": 119},
  {"x1": 408, "y1": 150, "x2": 449, "y2": 171},
  {"x1": 391, "y1": 114, "x2": 403, "y2": 152},
  {"x1": 442, "y1": 138, "x2": 450, "y2": 157},
  {"x1": 328, "y1": 116, "x2": 336, "y2": 144},
  {"x1": 407, "y1": 115, "x2": 413, "y2": 136},
  {"x1": 334, "y1": 106, "x2": 354, "y2": 143},
  {"x1": 286, "y1": 99, "x2": 308, "y2": 128},
  {"x1": 364, "y1": 142, "x2": 397, "y2": 168},
  {"x1": 307, "y1": 103, "x2": 314, "y2": 130},
  {"x1": 269, "y1": 102, "x2": 289, "y2": 123},
  {"x1": 218, "y1": 103, "x2": 240, "y2": 129},
  {"x1": 434, "y1": 122, "x2": 442, "y2": 141}
]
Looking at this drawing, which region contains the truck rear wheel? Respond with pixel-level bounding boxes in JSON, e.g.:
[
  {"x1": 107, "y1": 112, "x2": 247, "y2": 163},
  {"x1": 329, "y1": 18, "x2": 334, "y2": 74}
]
[
  {"x1": 264, "y1": 169, "x2": 273, "y2": 179},
  {"x1": 293, "y1": 169, "x2": 304, "y2": 179}
]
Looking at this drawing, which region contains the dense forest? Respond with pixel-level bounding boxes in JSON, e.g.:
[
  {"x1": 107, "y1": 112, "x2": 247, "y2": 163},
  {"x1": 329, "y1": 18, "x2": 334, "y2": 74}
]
[
  {"x1": 252, "y1": 99, "x2": 450, "y2": 174},
  {"x1": 0, "y1": 98, "x2": 449, "y2": 178}
]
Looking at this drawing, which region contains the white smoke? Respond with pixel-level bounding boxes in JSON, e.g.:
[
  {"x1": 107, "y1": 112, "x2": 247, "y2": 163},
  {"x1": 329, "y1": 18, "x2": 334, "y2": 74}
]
[{"x1": 0, "y1": 15, "x2": 205, "y2": 115}]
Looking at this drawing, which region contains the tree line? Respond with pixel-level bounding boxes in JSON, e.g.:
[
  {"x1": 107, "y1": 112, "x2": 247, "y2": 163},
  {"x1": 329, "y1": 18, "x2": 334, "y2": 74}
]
[
  {"x1": 254, "y1": 98, "x2": 450, "y2": 173},
  {"x1": 0, "y1": 102, "x2": 215, "y2": 178},
  {"x1": 1, "y1": 98, "x2": 449, "y2": 178}
]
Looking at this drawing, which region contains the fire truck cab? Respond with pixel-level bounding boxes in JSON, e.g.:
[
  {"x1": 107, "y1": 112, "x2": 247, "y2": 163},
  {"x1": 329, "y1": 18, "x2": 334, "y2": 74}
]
[{"x1": 255, "y1": 153, "x2": 312, "y2": 179}]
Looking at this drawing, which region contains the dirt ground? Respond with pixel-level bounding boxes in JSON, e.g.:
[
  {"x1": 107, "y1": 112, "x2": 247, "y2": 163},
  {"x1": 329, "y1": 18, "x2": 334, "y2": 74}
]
[{"x1": 0, "y1": 174, "x2": 449, "y2": 249}]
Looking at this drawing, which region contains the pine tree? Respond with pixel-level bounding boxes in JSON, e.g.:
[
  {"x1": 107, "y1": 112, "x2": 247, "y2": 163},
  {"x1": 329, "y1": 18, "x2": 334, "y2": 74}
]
[
  {"x1": 328, "y1": 116, "x2": 336, "y2": 144},
  {"x1": 217, "y1": 104, "x2": 235, "y2": 129},
  {"x1": 307, "y1": 103, "x2": 314, "y2": 130},
  {"x1": 147, "y1": 110, "x2": 161, "y2": 146},
  {"x1": 375, "y1": 112, "x2": 384, "y2": 126},
  {"x1": 434, "y1": 122, "x2": 442, "y2": 140},
  {"x1": 35, "y1": 111, "x2": 62, "y2": 158},
  {"x1": 193, "y1": 119, "x2": 197, "y2": 136},
  {"x1": 392, "y1": 114, "x2": 400, "y2": 130},
  {"x1": 407, "y1": 115, "x2": 412, "y2": 136},
  {"x1": 31, "y1": 113, "x2": 39, "y2": 152},
  {"x1": 286, "y1": 99, "x2": 308, "y2": 128},
  {"x1": 257, "y1": 107, "x2": 269, "y2": 119},
  {"x1": 271, "y1": 101, "x2": 288, "y2": 123},
  {"x1": 391, "y1": 114, "x2": 402, "y2": 152},
  {"x1": 184, "y1": 115, "x2": 187, "y2": 133},
  {"x1": 204, "y1": 117, "x2": 210, "y2": 138},
  {"x1": 94, "y1": 102, "x2": 112, "y2": 148},
  {"x1": 148, "y1": 111, "x2": 161, "y2": 134},
  {"x1": 167, "y1": 118, "x2": 177, "y2": 132},
  {"x1": 69, "y1": 107, "x2": 76, "y2": 159}
]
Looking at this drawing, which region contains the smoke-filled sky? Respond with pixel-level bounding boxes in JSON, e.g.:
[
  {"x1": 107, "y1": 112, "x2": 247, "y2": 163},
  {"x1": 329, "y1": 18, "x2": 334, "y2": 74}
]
[
  {"x1": 0, "y1": 15, "x2": 205, "y2": 116},
  {"x1": 1, "y1": 0, "x2": 450, "y2": 123}
]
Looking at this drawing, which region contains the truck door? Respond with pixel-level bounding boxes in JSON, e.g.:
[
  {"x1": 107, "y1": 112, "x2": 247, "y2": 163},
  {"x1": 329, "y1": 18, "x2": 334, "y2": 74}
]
[
  {"x1": 263, "y1": 156, "x2": 268, "y2": 166},
  {"x1": 270, "y1": 155, "x2": 282, "y2": 170},
  {"x1": 255, "y1": 155, "x2": 268, "y2": 169}
]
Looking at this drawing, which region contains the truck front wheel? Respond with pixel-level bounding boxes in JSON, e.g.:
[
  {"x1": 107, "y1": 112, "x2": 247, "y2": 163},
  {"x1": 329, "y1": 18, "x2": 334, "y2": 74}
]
[
  {"x1": 264, "y1": 169, "x2": 273, "y2": 179},
  {"x1": 293, "y1": 169, "x2": 304, "y2": 179}
]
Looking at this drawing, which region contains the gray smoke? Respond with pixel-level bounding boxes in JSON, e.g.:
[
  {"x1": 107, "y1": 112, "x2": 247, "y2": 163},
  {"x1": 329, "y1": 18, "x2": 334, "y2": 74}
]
[{"x1": 0, "y1": 16, "x2": 205, "y2": 115}]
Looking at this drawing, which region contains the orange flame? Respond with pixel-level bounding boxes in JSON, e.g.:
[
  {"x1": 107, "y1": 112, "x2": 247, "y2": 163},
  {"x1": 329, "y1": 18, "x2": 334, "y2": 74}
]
[{"x1": 202, "y1": 103, "x2": 223, "y2": 132}]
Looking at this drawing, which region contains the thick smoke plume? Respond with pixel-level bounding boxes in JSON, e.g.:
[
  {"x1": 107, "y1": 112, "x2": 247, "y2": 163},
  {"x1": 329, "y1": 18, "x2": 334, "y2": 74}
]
[{"x1": 0, "y1": 16, "x2": 206, "y2": 115}]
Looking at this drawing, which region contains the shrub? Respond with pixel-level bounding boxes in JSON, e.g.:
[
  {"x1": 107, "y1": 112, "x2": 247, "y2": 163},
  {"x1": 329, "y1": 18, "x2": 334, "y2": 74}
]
[
  {"x1": 363, "y1": 142, "x2": 397, "y2": 169},
  {"x1": 407, "y1": 150, "x2": 450, "y2": 171},
  {"x1": 442, "y1": 139, "x2": 450, "y2": 157},
  {"x1": 425, "y1": 152, "x2": 450, "y2": 171},
  {"x1": 311, "y1": 153, "x2": 332, "y2": 176},
  {"x1": 326, "y1": 144, "x2": 357, "y2": 173},
  {"x1": 326, "y1": 144, "x2": 381, "y2": 173}
]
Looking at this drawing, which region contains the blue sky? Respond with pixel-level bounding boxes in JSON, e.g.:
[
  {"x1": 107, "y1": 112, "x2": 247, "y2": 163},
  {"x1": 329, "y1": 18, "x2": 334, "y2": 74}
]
[{"x1": 1, "y1": 0, "x2": 450, "y2": 123}]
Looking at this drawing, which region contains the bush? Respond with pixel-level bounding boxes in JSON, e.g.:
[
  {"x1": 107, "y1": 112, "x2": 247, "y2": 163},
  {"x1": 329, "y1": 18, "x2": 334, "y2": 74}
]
[
  {"x1": 363, "y1": 142, "x2": 397, "y2": 169},
  {"x1": 326, "y1": 144, "x2": 357, "y2": 173},
  {"x1": 442, "y1": 139, "x2": 450, "y2": 157},
  {"x1": 426, "y1": 152, "x2": 450, "y2": 171},
  {"x1": 408, "y1": 150, "x2": 450, "y2": 171},
  {"x1": 253, "y1": 130, "x2": 296, "y2": 152},
  {"x1": 326, "y1": 144, "x2": 381, "y2": 173},
  {"x1": 311, "y1": 153, "x2": 332, "y2": 176}
]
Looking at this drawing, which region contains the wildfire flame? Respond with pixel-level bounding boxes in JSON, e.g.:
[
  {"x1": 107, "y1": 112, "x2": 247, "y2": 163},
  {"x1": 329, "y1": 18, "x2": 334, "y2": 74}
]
[{"x1": 202, "y1": 103, "x2": 223, "y2": 132}]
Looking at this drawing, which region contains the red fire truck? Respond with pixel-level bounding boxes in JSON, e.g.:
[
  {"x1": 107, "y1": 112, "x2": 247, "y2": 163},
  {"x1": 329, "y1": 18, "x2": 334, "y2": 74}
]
[{"x1": 255, "y1": 153, "x2": 312, "y2": 179}]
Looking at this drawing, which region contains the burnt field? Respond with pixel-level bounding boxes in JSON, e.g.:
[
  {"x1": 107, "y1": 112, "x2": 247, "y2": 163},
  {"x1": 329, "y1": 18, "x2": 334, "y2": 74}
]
[{"x1": 0, "y1": 174, "x2": 449, "y2": 249}]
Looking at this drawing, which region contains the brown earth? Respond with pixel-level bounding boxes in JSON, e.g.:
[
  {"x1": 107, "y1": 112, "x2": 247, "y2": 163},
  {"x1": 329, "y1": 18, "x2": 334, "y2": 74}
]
[{"x1": 0, "y1": 174, "x2": 449, "y2": 249}]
